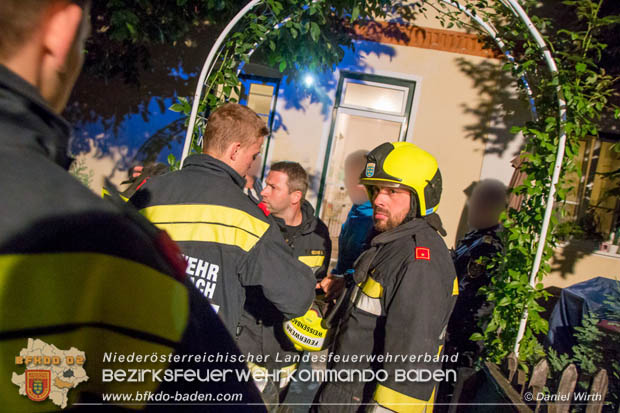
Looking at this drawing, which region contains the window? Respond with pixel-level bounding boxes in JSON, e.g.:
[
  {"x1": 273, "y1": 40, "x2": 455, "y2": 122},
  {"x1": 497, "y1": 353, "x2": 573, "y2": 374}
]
[
  {"x1": 238, "y1": 75, "x2": 280, "y2": 179},
  {"x1": 562, "y1": 136, "x2": 620, "y2": 247}
]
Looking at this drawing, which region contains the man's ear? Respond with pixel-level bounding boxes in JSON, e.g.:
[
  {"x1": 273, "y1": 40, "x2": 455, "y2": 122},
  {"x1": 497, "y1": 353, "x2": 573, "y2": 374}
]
[
  {"x1": 291, "y1": 190, "x2": 303, "y2": 205},
  {"x1": 42, "y1": 3, "x2": 84, "y2": 72},
  {"x1": 228, "y1": 142, "x2": 242, "y2": 162}
]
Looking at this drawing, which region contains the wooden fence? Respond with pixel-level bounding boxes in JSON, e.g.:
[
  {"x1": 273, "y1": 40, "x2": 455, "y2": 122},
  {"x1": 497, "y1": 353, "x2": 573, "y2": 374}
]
[{"x1": 452, "y1": 352, "x2": 610, "y2": 413}]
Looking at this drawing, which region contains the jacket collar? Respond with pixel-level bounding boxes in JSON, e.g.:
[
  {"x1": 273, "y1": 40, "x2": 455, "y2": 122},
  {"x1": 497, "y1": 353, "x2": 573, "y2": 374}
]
[
  {"x1": 299, "y1": 200, "x2": 318, "y2": 234},
  {"x1": 351, "y1": 201, "x2": 373, "y2": 215},
  {"x1": 182, "y1": 153, "x2": 247, "y2": 189},
  {"x1": 370, "y1": 218, "x2": 431, "y2": 246},
  {"x1": 0, "y1": 64, "x2": 73, "y2": 169},
  {"x1": 271, "y1": 199, "x2": 319, "y2": 235}
]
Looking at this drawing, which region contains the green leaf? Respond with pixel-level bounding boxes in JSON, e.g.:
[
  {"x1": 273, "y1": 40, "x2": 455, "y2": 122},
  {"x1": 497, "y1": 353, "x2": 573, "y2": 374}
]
[
  {"x1": 279, "y1": 60, "x2": 287, "y2": 72},
  {"x1": 470, "y1": 333, "x2": 484, "y2": 341},
  {"x1": 169, "y1": 103, "x2": 184, "y2": 112},
  {"x1": 167, "y1": 153, "x2": 176, "y2": 166},
  {"x1": 351, "y1": 6, "x2": 360, "y2": 22},
  {"x1": 310, "y1": 22, "x2": 320, "y2": 42}
]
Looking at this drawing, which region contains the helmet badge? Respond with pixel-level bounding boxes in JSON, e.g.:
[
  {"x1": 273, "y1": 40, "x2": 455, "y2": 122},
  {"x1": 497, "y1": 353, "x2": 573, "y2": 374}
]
[{"x1": 365, "y1": 163, "x2": 376, "y2": 177}]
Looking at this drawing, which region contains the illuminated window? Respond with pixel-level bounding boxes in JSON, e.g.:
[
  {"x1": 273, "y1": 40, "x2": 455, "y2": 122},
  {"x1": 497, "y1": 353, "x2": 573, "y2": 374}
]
[{"x1": 562, "y1": 136, "x2": 620, "y2": 244}]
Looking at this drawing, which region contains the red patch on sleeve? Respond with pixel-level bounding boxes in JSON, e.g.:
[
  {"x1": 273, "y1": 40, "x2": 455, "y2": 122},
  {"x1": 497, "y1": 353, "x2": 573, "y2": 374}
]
[{"x1": 415, "y1": 247, "x2": 430, "y2": 260}]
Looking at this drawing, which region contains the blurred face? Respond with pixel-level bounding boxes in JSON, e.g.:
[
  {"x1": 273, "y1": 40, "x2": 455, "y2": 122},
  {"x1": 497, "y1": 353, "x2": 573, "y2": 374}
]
[
  {"x1": 369, "y1": 185, "x2": 411, "y2": 232},
  {"x1": 232, "y1": 136, "x2": 264, "y2": 177},
  {"x1": 467, "y1": 190, "x2": 503, "y2": 230},
  {"x1": 261, "y1": 170, "x2": 299, "y2": 217},
  {"x1": 344, "y1": 162, "x2": 368, "y2": 205}
]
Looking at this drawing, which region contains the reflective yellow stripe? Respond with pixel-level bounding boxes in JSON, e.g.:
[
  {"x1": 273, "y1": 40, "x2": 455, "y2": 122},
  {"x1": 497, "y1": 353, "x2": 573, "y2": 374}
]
[
  {"x1": 360, "y1": 276, "x2": 383, "y2": 299},
  {"x1": 0, "y1": 253, "x2": 188, "y2": 343},
  {"x1": 356, "y1": 293, "x2": 383, "y2": 316},
  {"x1": 1, "y1": 330, "x2": 172, "y2": 411},
  {"x1": 374, "y1": 384, "x2": 436, "y2": 413},
  {"x1": 298, "y1": 255, "x2": 325, "y2": 268},
  {"x1": 141, "y1": 204, "x2": 269, "y2": 252},
  {"x1": 155, "y1": 222, "x2": 259, "y2": 252},
  {"x1": 101, "y1": 188, "x2": 128, "y2": 202},
  {"x1": 437, "y1": 345, "x2": 443, "y2": 357},
  {"x1": 452, "y1": 278, "x2": 459, "y2": 296}
]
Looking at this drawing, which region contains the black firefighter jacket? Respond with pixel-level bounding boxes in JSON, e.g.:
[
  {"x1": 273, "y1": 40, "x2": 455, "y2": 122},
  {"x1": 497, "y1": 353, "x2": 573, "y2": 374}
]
[
  {"x1": 237, "y1": 200, "x2": 331, "y2": 369},
  {"x1": 278, "y1": 200, "x2": 331, "y2": 281},
  {"x1": 318, "y1": 217, "x2": 458, "y2": 413},
  {"x1": 0, "y1": 64, "x2": 264, "y2": 411},
  {"x1": 131, "y1": 154, "x2": 316, "y2": 337}
]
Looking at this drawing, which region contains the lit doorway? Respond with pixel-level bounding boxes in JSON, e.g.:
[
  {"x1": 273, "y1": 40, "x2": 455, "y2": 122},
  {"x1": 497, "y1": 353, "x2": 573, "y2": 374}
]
[
  {"x1": 238, "y1": 74, "x2": 280, "y2": 180},
  {"x1": 317, "y1": 72, "x2": 416, "y2": 244}
]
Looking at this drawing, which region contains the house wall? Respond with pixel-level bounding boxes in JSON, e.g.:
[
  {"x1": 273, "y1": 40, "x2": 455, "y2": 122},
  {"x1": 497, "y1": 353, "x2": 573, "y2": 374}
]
[
  {"x1": 545, "y1": 244, "x2": 620, "y2": 288},
  {"x1": 266, "y1": 34, "x2": 525, "y2": 247}
]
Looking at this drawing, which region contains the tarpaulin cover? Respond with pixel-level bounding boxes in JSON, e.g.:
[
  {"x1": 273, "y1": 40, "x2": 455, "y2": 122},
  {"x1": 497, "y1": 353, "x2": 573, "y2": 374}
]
[{"x1": 546, "y1": 276, "x2": 620, "y2": 355}]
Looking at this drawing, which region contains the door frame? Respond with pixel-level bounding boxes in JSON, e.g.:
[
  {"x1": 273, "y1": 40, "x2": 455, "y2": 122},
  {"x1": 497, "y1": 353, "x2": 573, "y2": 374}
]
[
  {"x1": 315, "y1": 71, "x2": 419, "y2": 215},
  {"x1": 238, "y1": 73, "x2": 281, "y2": 181}
]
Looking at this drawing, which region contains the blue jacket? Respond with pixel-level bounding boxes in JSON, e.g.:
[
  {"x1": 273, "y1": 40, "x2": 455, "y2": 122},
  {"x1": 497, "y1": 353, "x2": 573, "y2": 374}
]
[{"x1": 332, "y1": 201, "x2": 374, "y2": 276}]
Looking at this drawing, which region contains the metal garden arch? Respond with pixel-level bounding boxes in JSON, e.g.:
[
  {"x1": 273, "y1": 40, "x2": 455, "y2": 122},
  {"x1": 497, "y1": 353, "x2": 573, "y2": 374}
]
[{"x1": 180, "y1": 0, "x2": 568, "y2": 357}]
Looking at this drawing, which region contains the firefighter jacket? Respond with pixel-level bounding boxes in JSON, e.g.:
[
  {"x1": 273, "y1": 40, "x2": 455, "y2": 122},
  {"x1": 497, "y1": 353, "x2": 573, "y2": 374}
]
[
  {"x1": 0, "y1": 64, "x2": 264, "y2": 411},
  {"x1": 130, "y1": 153, "x2": 316, "y2": 336},
  {"x1": 277, "y1": 200, "x2": 331, "y2": 281},
  {"x1": 317, "y1": 217, "x2": 458, "y2": 413},
  {"x1": 237, "y1": 200, "x2": 331, "y2": 370}
]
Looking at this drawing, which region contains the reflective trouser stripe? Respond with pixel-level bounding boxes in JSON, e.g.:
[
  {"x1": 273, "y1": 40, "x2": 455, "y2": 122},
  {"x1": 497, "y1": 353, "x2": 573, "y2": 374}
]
[
  {"x1": 298, "y1": 255, "x2": 325, "y2": 269},
  {"x1": 0, "y1": 253, "x2": 189, "y2": 344},
  {"x1": 374, "y1": 384, "x2": 436, "y2": 413},
  {"x1": 141, "y1": 204, "x2": 270, "y2": 252},
  {"x1": 452, "y1": 278, "x2": 459, "y2": 295}
]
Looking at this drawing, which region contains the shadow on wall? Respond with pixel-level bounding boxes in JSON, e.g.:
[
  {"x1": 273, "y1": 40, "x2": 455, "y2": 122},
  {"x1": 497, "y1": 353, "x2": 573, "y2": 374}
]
[
  {"x1": 64, "y1": 24, "x2": 224, "y2": 183},
  {"x1": 551, "y1": 239, "x2": 600, "y2": 280},
  {"x1": 456, "y1": 57, "x2": 530, "y2": 157},
  {"x1": 454, "y1": 181, "x2": 478, "y2": 247},
  {"x1": 272, "y1": 40, "x2": 398, "y2": 126}
]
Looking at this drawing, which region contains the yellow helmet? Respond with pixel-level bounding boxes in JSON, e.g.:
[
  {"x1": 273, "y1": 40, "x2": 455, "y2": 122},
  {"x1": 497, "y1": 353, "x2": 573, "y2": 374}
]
[
  {"x1": 283, "y1": 300, "x2": 333, "y2": 352},
  {"x1": 360, "y1": 142, "x2": 442, "y2": 217}
]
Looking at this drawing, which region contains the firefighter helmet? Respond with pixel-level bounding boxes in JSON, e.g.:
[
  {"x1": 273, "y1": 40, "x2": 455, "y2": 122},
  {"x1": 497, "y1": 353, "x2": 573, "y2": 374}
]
[
  {"x1": 360, "y1": 142, "x2": 442, "y2": 217},
  {"x1": 283, "y1": 294, "x2": 344, "y2": 352}
]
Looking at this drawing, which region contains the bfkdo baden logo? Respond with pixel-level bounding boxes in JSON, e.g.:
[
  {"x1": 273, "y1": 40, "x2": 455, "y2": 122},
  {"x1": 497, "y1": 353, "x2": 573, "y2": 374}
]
[
  {"x1": 12, "y1": 338, "x2": 89, "y2": 409},
  {"x1": 25, "y1": 370, "x2": 51, "y2": 401}
]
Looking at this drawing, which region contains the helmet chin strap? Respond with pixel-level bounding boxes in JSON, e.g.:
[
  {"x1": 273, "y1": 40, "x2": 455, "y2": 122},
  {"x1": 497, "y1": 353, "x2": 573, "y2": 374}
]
[{"x1": 402, "y1": 191, "x2": 418, "y2": 223}]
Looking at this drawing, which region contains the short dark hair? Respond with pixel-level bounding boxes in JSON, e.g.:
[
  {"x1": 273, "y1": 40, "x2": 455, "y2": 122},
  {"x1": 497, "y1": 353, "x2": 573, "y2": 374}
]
[
  {"x1": 203, "y1": 103, "x2": 269, "y2": 155},
  {"x1": 0, "y1": 0, "x2": 89, "y2": 60},
  {"x1": 270, "y1": 161, "x2": 309, "y2": 199}
]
